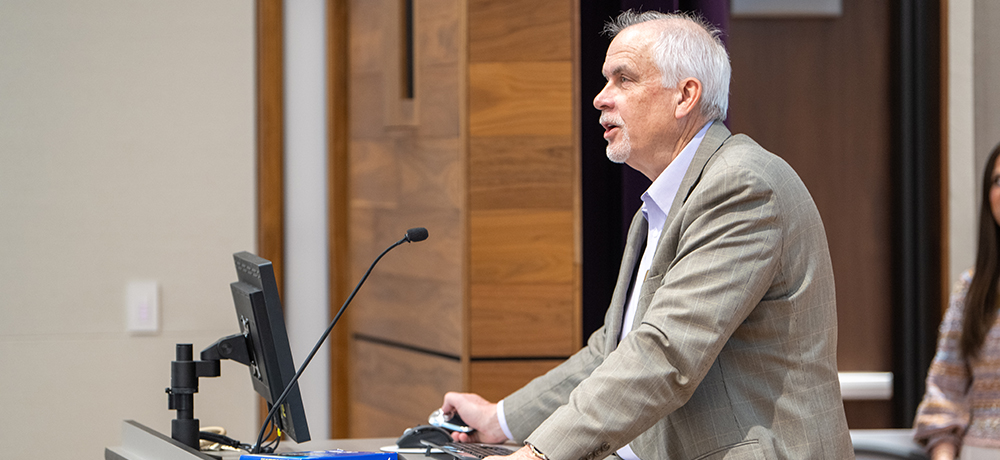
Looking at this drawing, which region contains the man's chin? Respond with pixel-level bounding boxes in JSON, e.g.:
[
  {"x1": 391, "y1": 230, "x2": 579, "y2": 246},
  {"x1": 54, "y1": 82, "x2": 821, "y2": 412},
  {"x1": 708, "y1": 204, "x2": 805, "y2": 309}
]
[{"x1": 606, "y1": 147, "x2": 629, "y2": 164}]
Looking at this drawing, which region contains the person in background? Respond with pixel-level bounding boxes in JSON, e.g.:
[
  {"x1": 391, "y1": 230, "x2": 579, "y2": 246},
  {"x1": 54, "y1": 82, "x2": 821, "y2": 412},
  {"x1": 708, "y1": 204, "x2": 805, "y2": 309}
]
[
  {"x1": 439, "y1": 9, "x2": 853, "y2": 460},
  {"x1": 915, "y1": 143, "x2": 1000, "y2": 460}
]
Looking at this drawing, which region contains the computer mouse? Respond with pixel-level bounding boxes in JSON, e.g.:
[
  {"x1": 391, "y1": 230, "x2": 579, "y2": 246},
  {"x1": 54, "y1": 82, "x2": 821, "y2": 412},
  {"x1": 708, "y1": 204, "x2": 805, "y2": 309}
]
[
  {"x1": 396, "y1": 424, "x2": 454, "y2": 448},
  {"x1": 429, "y1": 408, "x2": 474, "y2": 433}
]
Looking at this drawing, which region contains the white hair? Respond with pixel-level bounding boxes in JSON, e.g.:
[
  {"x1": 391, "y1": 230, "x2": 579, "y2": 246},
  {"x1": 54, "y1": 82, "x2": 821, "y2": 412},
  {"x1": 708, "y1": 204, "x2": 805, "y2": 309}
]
[{"x1": 604, "y1": 10, "x2": 731, "y2": 121}]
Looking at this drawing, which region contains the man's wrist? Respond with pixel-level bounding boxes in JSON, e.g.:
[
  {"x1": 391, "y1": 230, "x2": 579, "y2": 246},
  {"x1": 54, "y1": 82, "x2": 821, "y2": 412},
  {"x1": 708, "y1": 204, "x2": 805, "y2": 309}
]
[
  {"x1": 495, "y1": 399, "x2": 514, "y2": 441},
  {"x1": 524, "y1": 442, "x2": 549, "y2": 460}
]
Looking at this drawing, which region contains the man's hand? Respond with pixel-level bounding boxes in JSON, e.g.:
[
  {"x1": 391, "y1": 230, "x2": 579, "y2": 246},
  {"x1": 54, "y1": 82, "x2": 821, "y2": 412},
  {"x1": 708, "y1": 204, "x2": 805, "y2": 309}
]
[{"x1": 440, "y1": 392, "x2": 508, "y2": 444}]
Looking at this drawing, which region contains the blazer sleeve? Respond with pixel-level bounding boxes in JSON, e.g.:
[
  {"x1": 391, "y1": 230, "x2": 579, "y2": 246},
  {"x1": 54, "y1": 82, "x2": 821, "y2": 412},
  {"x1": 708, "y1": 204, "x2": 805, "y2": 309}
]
[
  {"x1": 502, "y1": 321, "x2": 611, "y2": 442},
  {"x1": 525, "y1": 153, "x2": 788, "y2": 460}
]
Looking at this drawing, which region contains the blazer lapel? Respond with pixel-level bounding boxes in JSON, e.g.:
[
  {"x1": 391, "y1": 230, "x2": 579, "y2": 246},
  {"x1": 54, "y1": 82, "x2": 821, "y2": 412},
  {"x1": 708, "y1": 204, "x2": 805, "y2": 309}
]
[
  {"x1": 662, "y1": 122, "x2": 732, "y2": 233},
  {"x1": 630, "y1": 122, "x2": 733, "y2": 330},
  {"x1": 605, "y1": 209, "x2": 648, "y2": 353}
]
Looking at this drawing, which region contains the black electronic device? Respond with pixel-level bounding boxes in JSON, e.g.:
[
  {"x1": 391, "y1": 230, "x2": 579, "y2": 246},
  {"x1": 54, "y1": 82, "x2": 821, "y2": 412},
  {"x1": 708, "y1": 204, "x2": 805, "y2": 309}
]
[
  {"x1": 217, "y1": 251, "x2": 311, "y2": 441},
  {"x1": 420, "y1": 441, "x2": 516, "y2": 460},
  {"x1": 166, "y1": 227, "x2": 428, "y2": 454},
  {"x1": 428, "y1": 408, "x2": 473, "y2": 433},
  {"x1": 166, "y1": 251, "x2": 311, "y2": 451},
  {"x1": 395, "y1": 425, "x2": 453, "y2": 448}
]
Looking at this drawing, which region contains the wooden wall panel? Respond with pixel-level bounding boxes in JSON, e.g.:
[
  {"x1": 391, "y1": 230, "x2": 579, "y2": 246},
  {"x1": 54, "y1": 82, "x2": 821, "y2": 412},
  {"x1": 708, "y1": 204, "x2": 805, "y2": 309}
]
[
  {"x1": 468, "y1": 62, "x2": 573, "y2": 137},
  {"x1": 470, "y1": 283, "x2": 576, "y2": 357},
  {"x1": 257, "y1": 0, "x2": 284, "y2": 288},
  {"x1": 351, "y1": 205, "x2": 464, "y2": 355},
  {"x1": 346, "y1": 0, "x2": 463, "y2": 341},
  {"x1": 343, "y1": 0, "x2": 579, "y2": 438},
  {"x1": 346, "y1": 0, "x2": 465, "y2": 437},
  {"x1": 467, "y1": 0, "x2": 580, "y2": 361},
  {"x1": 468, "y1": 0, "x2": 572, "y2": 62},
  {"x1": 469, "y1": 136, "x2": 575, "y2": 210},
  {"x1": 256, "y1": 0, "x2": 283, "y2": 434},
  {"x1": 328, "y1": 0, "x2": 350, "y2": 439},
  {"x1": 470, "y1": 210, "x2": 574, "y2": 283},
  {"x1": 470, "y1": 360, "x2": 564, "y2": 403},
  {"x1": 350, "y1": 339, "x2": 462, "y2": 438}
]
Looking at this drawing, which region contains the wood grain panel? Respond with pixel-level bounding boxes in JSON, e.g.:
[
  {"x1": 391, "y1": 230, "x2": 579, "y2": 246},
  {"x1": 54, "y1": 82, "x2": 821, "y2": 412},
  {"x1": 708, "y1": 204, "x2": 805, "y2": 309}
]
[
  {"x1": 469, "y1": 62, "x2": 573, "y2": 137},
  {"x1": 469, "y1": 360, "x2": 563, "y2": 403},
  {"x1": 328, "y1": 0, "x2": 350, "y2": 440},
  {"x1": 347, "y1": 73, "x2": 388, "y2": 139},
  {"x1": 348, "y1": 203, "x2": 464, "y2": 355},
  {"x1": 416, "y1": 62, "x2": 462, "y2": 138},
  {"x1": 470, "y1": 209, "x2": 574, "y2": 284},
  {"x1": 348, "y1": 0, "x2": 388, "y2": 74},
  {"x1": 469, "y1": 136, "x2": 574, "y2": 211},
  {"x1": 470, "y1": 283, "x2": 576, "y2": 357},
  {"x1": 347, "y1": 0, "x2": 465, "y2": 365},
  {"x1": 415, "y1": 0, "x2": 461, "y2": 67},
  {"x1": 343, "y1": 0, "x2": 579, "y2": 437},
  {"x1": 469, "y1": 0, "x2": 573, "y2": 63},
  {"x1": 257, "y1": 0, "x2": 283, "y2": 285},
  {"x1": 256, "y1": 0, "x2": 282, "y2": 434},
  {"x1": 350, "y1": 339, "x2": 462, "y2": 438}
]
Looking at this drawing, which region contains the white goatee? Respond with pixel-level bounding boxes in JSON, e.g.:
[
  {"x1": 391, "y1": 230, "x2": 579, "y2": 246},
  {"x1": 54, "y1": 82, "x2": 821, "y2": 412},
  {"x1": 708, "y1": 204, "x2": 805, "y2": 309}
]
[{"x1": 601, "y1": 114, "x2": 630, "y2": 163}]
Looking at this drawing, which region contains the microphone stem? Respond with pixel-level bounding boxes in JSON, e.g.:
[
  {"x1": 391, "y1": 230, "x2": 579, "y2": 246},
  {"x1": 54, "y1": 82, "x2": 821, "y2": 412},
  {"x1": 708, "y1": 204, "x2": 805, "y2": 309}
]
[{"x1": 252, "y1": 237, "x2": 408, "y2": 453}]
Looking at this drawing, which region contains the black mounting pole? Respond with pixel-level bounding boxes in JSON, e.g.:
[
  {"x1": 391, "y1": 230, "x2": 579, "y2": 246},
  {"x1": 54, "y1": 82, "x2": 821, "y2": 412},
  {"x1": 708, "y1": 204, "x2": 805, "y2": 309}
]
[{"x1": 167, "y1": 343, "x2": 220, "y2": 449}]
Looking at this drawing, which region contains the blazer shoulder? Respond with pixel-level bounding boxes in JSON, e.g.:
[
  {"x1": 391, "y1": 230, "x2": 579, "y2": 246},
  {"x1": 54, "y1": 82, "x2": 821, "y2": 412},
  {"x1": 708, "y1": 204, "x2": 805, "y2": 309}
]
[{"x1": 709, "y1": 134, "x2": 801, "y2": 183}]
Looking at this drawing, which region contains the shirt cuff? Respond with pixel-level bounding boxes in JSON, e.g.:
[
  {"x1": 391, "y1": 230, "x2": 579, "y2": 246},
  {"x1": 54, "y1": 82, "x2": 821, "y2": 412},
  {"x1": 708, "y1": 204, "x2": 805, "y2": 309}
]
[
  {"x1": 495, "y1": 399, "x2": 514, "y2": 441},
  {"x1": 617, "y1": 444, "x2": 641, "y2": 460}
]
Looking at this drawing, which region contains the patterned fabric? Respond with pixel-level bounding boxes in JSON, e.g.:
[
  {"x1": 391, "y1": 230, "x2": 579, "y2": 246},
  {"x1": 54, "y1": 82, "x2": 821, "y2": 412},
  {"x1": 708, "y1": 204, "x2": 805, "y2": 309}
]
[
  {"x1": 914, "y1": 269, "x2": 1000, "y2": 453},
  {"x1": 502, "y1": 123, "x2": 853, "y2": 460}
]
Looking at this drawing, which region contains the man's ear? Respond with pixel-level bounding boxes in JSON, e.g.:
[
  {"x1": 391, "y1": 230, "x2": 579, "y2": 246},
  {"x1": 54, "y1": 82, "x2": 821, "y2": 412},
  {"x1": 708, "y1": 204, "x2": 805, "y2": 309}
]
[{"x1": 674, "y1": 78, "x2": 702, "y2": 120}]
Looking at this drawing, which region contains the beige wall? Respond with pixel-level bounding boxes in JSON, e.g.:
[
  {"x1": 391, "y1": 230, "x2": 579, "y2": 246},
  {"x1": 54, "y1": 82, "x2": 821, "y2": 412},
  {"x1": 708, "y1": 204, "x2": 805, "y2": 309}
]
[
  {"x1": 948, "y1": 0, "x2": 1000, "y2": 286},
  {"x1": 0, "y1": 1, "x2": 258, "y2": 458},
  {"x1": 974, "y1": 1, "x2": 1000, "y2": 195}
]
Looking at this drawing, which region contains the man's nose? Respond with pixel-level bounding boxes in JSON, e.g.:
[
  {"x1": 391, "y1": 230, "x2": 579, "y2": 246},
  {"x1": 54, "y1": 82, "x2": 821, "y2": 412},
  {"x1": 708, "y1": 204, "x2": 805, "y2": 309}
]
[{"x1": 594, "y1": 83, "x2": 613, "y2": 110}]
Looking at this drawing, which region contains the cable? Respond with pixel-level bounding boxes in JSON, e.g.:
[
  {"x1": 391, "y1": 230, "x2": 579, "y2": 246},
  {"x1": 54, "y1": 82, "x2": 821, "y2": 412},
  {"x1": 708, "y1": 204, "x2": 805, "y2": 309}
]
[{"x1": 250, "y1": 228, "x2": 428, "y2": 453}]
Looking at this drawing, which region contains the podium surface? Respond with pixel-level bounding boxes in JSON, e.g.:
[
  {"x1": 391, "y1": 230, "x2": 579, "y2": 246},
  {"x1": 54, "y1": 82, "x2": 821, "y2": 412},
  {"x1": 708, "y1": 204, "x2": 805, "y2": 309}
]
[{"x1": 106, "y1": 420, "x2": 450, "y2": 460}]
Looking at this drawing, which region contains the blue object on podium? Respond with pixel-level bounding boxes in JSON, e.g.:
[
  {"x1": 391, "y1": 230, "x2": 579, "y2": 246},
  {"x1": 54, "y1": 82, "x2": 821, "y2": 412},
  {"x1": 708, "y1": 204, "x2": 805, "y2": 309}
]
[{"x1": 240, "y1": 450, "x2": 396, "y2": 460}]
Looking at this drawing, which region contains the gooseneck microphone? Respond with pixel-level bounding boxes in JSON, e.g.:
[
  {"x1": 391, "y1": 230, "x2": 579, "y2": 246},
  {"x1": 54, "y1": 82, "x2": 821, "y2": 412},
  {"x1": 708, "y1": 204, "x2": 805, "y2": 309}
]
[
  {"x1": 404, "y1": 227, "x2": 428, "y2": 243},
  {"x1": 251, "y1": 227, "x2": 429, "y2": 453}
]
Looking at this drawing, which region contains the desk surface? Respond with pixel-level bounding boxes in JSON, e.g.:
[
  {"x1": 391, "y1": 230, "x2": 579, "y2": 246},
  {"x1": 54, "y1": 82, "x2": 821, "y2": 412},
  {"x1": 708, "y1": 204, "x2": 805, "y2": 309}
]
[
  {"x1": 280, "y1": 438, "x2": 452, "y2": 460},
  {"x1": 109, "y1": 420, "x2": 927, "y2": 460},
  {"x1": 107, "y1": 421, "x2": 456, "y2": 460}
]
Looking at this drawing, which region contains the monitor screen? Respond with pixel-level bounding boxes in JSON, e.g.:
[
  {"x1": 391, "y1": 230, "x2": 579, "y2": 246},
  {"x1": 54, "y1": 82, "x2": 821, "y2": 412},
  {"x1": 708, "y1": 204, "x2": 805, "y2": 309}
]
[{"x1": 228, "y1": 251, "x2": 310, "y2": 443}]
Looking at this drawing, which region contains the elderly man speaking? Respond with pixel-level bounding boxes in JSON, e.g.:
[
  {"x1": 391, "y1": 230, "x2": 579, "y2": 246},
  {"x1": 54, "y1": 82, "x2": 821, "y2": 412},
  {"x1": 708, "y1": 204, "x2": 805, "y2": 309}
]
[{"x1": 442, "y1": 10, "x2": 854, "y2": 460}]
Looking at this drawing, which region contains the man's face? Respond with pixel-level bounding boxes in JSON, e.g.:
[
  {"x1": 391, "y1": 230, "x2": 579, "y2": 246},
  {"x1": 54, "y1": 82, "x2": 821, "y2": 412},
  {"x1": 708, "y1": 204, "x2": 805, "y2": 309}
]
[{"x1": 593, "y1": 24, "x2": 679, "y2": 176}]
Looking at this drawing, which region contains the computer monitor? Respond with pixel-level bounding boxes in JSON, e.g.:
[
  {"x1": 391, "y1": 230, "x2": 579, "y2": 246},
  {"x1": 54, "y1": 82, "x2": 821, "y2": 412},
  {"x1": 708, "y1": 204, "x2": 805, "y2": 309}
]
[{"x1": 202, "y1": 251, "x2": 310, "y2": 444}]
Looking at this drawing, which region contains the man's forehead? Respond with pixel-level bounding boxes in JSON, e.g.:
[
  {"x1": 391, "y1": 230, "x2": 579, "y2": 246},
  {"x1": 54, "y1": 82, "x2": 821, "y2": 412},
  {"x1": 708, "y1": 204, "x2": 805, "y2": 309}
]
[{"x1": 602, "y1": 29, "x2": 655, "y2": 76}]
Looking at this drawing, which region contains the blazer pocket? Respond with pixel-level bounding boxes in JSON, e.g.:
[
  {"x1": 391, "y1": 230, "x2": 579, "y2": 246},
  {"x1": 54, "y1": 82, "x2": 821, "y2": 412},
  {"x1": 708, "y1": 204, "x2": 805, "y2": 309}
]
[{"x1": 692, "y1": 440, "x2": 765, "y2": 460}]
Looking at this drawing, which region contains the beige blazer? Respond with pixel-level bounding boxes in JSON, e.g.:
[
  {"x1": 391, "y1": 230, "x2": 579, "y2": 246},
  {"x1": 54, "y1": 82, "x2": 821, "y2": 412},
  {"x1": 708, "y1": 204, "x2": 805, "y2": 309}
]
[{"x1": 503, "y1": 123, "x2": 854, "y2": 460}]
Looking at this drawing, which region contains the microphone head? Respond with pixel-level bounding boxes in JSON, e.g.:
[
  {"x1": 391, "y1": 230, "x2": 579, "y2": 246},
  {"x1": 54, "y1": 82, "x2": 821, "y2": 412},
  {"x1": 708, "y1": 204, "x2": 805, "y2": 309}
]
[{"x1": 404, "y1": 227, "x2": 428, "y2": 243}]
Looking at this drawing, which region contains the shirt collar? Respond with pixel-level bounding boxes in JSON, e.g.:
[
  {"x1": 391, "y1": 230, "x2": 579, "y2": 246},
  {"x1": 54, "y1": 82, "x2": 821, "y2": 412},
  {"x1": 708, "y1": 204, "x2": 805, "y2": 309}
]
[{"x1": 641, "y1": 121, "x2": 713, "y2": 228}]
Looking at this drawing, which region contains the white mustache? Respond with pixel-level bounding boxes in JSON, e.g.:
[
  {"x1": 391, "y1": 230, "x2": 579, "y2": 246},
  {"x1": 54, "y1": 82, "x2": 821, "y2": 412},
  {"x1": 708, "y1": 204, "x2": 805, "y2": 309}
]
[{"x1": 600, "y1": 114, "x2": 624, "y2": 128}]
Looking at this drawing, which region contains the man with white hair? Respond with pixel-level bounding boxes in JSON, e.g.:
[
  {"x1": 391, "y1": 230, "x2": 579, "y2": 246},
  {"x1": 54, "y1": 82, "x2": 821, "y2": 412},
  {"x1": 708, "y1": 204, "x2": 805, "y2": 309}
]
[{"x1": 442, "y1": 10, "x2": 853, "y2": 460}]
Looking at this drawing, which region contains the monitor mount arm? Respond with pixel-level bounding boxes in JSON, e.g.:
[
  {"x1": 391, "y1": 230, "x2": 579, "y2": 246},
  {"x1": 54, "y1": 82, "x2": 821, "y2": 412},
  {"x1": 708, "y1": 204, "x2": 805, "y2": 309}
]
[{"x1": 166, "y1": 336, "x2": 249, "y2": 450}]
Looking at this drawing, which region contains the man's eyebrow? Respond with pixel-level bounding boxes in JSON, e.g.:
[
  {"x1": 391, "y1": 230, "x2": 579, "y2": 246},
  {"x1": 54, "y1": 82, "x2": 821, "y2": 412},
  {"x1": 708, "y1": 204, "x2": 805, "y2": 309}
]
[{"x1": 603, "y1": 65, "x2": 628, "y2": 79}]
